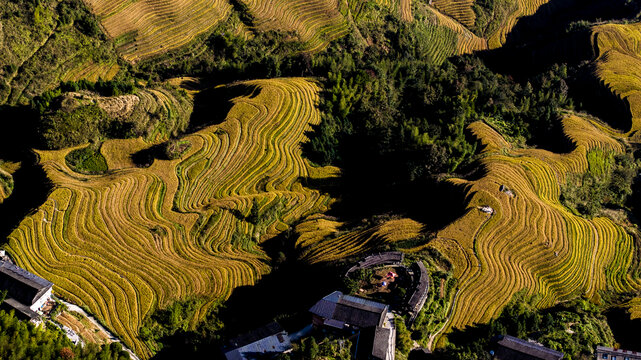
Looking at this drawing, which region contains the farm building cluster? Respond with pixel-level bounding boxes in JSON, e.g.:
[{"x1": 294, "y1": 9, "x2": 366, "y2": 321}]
[
  {"x1": 223, "y1": 251, "x2": 433, "y2": 360},
  {"x1": 595, "y1": 346, "x2": 641, "y2": 360}
]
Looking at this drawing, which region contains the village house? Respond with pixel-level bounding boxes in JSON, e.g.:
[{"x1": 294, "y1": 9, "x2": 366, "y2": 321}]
[
  {"x1": 491, "y1": 335, "x2": 564, "y2": 360},
  {"x1": 309, "y1": 291, "x2": 396, "y2": 360},
  {"x1": 596, "y1": 346, "x2": 641, "y2": 360},
  {"x1": 223, "y1": 322, "x2": 292, "y2": 360},
  {"x1": 0, "y1": 260, "x2": 53, "y2": 322}
]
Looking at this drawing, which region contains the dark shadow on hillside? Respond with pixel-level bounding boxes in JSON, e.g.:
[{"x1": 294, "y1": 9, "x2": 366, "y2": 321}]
[
  {"x1": 606, "y1": 307, "x2": 641, "y2": 352},
  {"x1": 188, "y1": 83, "x2": 261, "y2": 131},
  {"x1": 475, "y1": 0, "x2": 638, "y2": 137},
  {"x1": 302, "y1": 168, "x2": 470, "y2": 232},
  {"x1": 0, "y1": 156, "x2": 52, "y2": 243},
  {"x1": 0, "y1": 105, "x2": 40, "y2": 161},
  {"x1": 569, "y1": 67, "x2": 633, "y2": 132},
  {"x1": 217, "y1": 231, "x2": 344, "y2": 336},
  {"x1": 535, "y1": 116, "x2": 577, "y2": 154},
  {"x1": 0, "y1": 105, "x2": 51, "y2": 243},
  {"x1": 150, "y1": 230, "x2": 346, "y2": 360},
  {"x1": 131, "y1": 144, "x2": 165, "y2": 168},
  {"x1": 480, "y1": 0, "x2": 634, "y2": 78}
]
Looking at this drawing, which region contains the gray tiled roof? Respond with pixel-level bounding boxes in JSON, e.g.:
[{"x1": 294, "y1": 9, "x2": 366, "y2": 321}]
[
  {"x1": 0, "y1": 260, "x2": 53, "y2": 306},
  {"x1": 0, "y1": 261, "x2": 53, "y2": 290},
  {"x1": 2, "y1": 298, "x2": 40, "y2": 320},
  {"x1": 408, "y1": 261, "x2": 429, "y2": 314},
  {"x1": 372, "y1": 326, "x2": 392, "y2": 359},
  {"x1": 310, "y1": 291, "x2": 388, "y2": 329},
  {"x1": 497, "y1": 335, "x2": 564, "y2": 360}
]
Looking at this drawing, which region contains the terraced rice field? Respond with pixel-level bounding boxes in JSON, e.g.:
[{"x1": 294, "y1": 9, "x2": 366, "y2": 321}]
[
  {"x1": 298, "y1": 218, "x2": 424, "y2": 263},
  {"x1": 240, "y1": 0, "x2": 351, "y2": 52},
  {"x1": 426, "y1": 114, "x2": 639, "y2": 345},
  {"x1": 399, "y1": 0, "x2": 413, "y2": 21},
  {"x1": 61, "y1": 60, "x2": 121, "y2": 82},
  {"x1": 486, "y1": 0, "x2": 551, "y2": 48},
  {"x1": 591, "y1": 22, "x2": 641, "y2": 134},
  {"x1": 428, "y1": 0, "x2": 550, "y2": 50},
  {"x1": 6, "y1": 78, "x2": 335, "y2": 358},
  {"x1": 424, "y1": 0, "x2": 547, "y2": 54},
  {"x1": 84, "y1": 0, "x2": 351, "y2": 61},
  {"x1": 427, "y1": 6, "x2": 487, "y2": 54},
  {"x1": 83, "y1": 0, "x2": 232, "y2": 62},
  {"x1": 628, "y1": 298, "x2": 641, "y2": 319},
  {"x1": 430, "y1": 0, "x2": 475, "y2": 28}
]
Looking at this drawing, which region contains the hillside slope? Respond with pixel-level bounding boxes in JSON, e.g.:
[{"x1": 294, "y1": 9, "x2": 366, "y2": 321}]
[
  {"x1": 591, "y1": 22, "x2": 641, "y2": 135},
  {"x1": 79, "y1": 0, "x2": 555, "y2": 63},
  {"x1": 6, "y1": 78, "x2": 336, "y2": 358},
  {"x1": 426, "y1": 114, "x2": 639, "y2": 345},
  {"x1": 0, "y1": 0, "x2": 121, "y2": 105}
]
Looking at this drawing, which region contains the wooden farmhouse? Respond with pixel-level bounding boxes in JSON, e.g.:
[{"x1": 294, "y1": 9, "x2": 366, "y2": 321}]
[{"x1": 0, "y1": 260, "x2": 53, "y2": 322}]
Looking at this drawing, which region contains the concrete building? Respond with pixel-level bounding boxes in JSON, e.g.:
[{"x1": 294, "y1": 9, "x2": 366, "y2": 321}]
[{"x1": 596, "y1": 346, "x2": 641, "y2": 360}]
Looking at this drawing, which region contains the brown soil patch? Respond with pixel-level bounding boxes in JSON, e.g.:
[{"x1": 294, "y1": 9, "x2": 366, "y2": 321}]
[
  {"x1": 97, "y1": 94, "x2": 140, "y2": 119},
  {"x1": 56, "y1": 311, "x2": 110, "y2": 345}
]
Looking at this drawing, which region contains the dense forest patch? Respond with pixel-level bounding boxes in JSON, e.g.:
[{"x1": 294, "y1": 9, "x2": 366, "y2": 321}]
[{"x1": 561, "y1": 150, "x2": 638, "y2": 217}]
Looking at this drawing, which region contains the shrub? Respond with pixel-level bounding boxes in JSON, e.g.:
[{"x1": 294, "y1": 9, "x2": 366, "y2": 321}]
[
  {"x1": 163, "y1": 140, "x2": 192, "y2": 160},
  {"x1": 395, "y1": 317, "x2": 413, "y2": 355},
  {"x1": 65, "y1": 144, "x2": 108, "y2": 174},
  {"x1": 561, "y1": 151, "x2": 637, "y2": 217}
]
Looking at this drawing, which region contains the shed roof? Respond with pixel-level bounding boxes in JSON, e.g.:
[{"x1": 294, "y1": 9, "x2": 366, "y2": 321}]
[
  {"x1": 340, "y1": 295, "x2": 387, "y2": 313},
  {"x1": 496, "y1": 335, "x2": 564, "y2": 360},
  {"x1": 2, "y1": 298, "x2": 40, "y2": 320},
  {"x1": 310, "y1": 291, "x2": 387, "y2": 329},
  {"x1": 225, "y1": 327, "x2": 291, "y2": 360},
  {"x1": 333, "y1": 303, "x2": 384, "y2": 328},
  {"x1": 309, "y1": 291, "x2": 340, "y2": 319},
  {"x1": 0, "y1": 261, "x2": 53, "y2": 306},
  {"x1": 346, "y1": 252, "x2": 404, "y2": 275},
  {"x1": 372, "y1": 326, "x2": 392, "y2": 359},
  {"x1": 227, "y1": 322, "x2": 284, "y2": 350}
]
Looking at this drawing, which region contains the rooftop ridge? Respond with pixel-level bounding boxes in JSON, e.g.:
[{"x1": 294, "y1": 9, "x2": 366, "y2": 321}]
[
  {"x1": 499, "y1": 335, "x2": 564, "y2": 359},
  {"x1": 0, "y1": 260, "x2": 53, "y2": 291}
]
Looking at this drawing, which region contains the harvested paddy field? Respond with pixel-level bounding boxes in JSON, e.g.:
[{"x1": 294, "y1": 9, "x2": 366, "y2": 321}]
[
  {"x1": 6, "y1": 77, "x2": 337, "y2": 358},
  {"x1": 425, "y1": 114, "x2": 640, "y2": 344}
]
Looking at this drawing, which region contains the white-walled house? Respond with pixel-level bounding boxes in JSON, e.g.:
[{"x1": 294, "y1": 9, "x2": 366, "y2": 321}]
[{"x1": 0, "y1": 260, "x2": 53, "y2": 321}]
